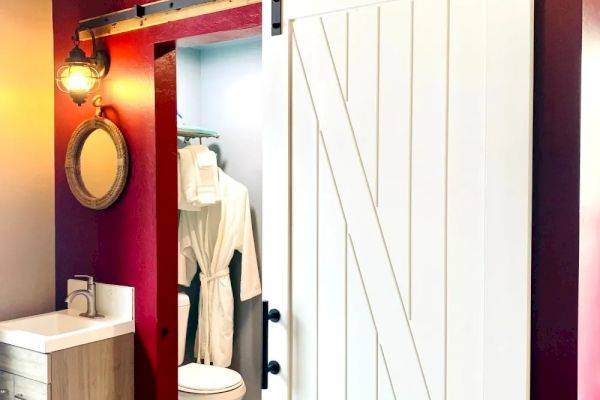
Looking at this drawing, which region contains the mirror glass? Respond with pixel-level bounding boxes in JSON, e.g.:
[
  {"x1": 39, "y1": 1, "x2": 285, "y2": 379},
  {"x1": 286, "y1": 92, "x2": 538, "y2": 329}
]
[{"x1": 80, "y1": 128, "x2": 118, "y2": 198}]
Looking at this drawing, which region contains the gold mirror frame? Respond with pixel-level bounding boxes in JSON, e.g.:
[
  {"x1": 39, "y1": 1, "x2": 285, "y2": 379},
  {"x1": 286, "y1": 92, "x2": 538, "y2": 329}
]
[{"x1": 65, "y1": 109, "x2": 129, "y2": 210}]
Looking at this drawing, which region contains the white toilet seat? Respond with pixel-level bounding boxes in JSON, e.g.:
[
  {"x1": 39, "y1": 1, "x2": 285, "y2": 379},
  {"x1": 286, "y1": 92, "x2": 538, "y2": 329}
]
[
  {"x1": 179, "y1": 381, "x2": 243, "y2": 394},
  {"x1": 178, "y1": 363, "x2": 246, "y2": 400},
  {"x1": 178, "y1": 382, "x2": 246, "y2": 400}
]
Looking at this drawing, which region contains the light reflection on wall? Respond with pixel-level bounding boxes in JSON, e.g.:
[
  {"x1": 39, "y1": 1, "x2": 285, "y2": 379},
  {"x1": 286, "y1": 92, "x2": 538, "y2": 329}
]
[
  {"x1": 0, "y1": 0, "x2": 55, "y2": 321},
  {"x1": 580, "y1": 9, "x2": 600, "y2": 399},
  {"x1": 109, "y1": 78, "x2": 154, "y2": 107}
]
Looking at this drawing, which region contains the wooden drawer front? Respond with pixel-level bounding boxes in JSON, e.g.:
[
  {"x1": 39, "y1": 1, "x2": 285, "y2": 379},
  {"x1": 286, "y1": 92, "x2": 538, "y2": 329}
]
[
  {"x1": 14, "y1": 375, "x2": 50, "y2": 400},
  {"x1": 0, "y1": 344, "x2": 49, "y2": 383},
  {"x1": 0, "y1": 371, "x2": 14, "y2": 400}
]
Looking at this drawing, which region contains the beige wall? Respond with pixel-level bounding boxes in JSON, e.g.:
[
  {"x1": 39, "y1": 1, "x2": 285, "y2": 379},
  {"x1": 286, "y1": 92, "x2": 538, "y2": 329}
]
[{"x1": 0, "y1": 0, "x2": 55, "y2": 320}]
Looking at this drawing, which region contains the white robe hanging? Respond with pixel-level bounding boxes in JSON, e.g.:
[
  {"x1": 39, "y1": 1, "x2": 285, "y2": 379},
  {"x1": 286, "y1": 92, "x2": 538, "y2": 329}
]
[{"x1": 178, "y1": 169, "x2": 261, "y2": 367}]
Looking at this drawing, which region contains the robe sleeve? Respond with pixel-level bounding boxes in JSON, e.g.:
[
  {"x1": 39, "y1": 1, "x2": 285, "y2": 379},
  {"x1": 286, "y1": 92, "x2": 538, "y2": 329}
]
[
  {"x1": 179, "y1": 212, "x2": 199, "y2": 287},
  {"x1": 236, "y1": 191, "x2": 262, "y2": 301}
]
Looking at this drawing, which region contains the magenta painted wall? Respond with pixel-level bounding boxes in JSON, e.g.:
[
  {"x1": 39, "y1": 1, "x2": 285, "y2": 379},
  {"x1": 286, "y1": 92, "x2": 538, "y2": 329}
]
[
  {"x1": 52, "y1": 2, "x2": 261, "y2": 398},
  {"x1": 532, "y1": 0, "x2": 581, "y2": 399}
]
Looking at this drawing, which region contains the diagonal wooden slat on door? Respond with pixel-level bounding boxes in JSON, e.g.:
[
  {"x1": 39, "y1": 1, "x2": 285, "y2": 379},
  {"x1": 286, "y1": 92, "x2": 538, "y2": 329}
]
[
  {"x1": 291, "y1": 43, "x2": 319, "y2": 400},
  {"x1": 377, "y1": 0, "x2": 413, "y2": 321},
  {"x1": 322, "y1": 12, "x2": 349, "y2": 102},
  {"x1": 293, "y1": 16, "x2": 430, "y2": 399},
  {"x1": 346, "y1": 234, "x2": 378, "y2": 400},
  {"x1": 346, "y1": 6, "x2": 379, "y2": 202},
  {"x1": 378, "y1": 345, "x2": 398, "y2": 400},
  {"x1": 317, "y1": 135, "x2": 348, "y2": 399},
  {"x1": 322, "y1": 3, "x2": 414, "y2": 322}
]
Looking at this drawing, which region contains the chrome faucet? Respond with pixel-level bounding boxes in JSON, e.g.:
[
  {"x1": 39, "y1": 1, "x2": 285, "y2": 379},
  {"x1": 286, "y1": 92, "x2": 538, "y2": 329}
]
[{"x1": 65, "y1": 275, "x2": 100, "y2": 318}]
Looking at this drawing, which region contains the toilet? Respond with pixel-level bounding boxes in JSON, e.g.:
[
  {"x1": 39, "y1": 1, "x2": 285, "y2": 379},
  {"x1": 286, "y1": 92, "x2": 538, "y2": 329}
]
[{"x1": 178, "y1": 293, "x2": 246, "y2": 399}]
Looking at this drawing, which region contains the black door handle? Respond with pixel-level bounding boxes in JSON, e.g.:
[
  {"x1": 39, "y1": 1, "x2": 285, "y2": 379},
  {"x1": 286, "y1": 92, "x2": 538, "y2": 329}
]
[
  {"x1": 267, "y1": 360, "x2": 281, "y2": 375},
  {"x1": 262, "y1": 301, "x2": 281, "y2": 389},
  {"x1": 267, "y1": 308, "x2": 281, "y2": 323}
]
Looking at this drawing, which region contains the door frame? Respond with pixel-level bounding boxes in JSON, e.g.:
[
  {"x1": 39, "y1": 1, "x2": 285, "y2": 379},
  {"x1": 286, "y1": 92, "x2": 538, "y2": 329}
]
[
  {"x1": 152, "y1": 5, "x2": 263, "y2": 399},
  {"x1": 261, "y1": 0, "x2": 292, "y2": 398}
]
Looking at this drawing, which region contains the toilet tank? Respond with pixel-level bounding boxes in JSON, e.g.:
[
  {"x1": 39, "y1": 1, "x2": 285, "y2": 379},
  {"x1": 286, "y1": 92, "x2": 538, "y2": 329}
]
[{"x1": 178, "y1": 293, "x2": 191, "y2": 366}]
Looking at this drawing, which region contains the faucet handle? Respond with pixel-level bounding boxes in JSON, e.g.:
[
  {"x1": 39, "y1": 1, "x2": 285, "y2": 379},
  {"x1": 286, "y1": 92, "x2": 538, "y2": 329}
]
[{"x1": 74, "y1": 275, "x2": 95, "y2": 285}]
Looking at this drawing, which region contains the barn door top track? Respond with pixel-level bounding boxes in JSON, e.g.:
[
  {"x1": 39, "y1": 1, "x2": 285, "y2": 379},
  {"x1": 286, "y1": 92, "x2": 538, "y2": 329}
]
[{"x1": 77, "y1": 0, "x2": 261, "y2": 40}]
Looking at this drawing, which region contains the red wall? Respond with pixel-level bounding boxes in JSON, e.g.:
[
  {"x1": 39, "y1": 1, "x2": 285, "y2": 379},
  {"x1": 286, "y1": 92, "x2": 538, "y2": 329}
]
[
  {"x1": 52, "y1": 3, "x2": 261, "y2": 398},
  {"x1": 532, "y1": 0, "x2": 581, "y2": 399}
]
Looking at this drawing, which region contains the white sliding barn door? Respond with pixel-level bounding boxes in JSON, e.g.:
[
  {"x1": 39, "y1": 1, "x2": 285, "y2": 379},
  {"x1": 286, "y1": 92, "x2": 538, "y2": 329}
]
[{"x1": 262, "y1": 1, "x2": 533, "y2": 399}]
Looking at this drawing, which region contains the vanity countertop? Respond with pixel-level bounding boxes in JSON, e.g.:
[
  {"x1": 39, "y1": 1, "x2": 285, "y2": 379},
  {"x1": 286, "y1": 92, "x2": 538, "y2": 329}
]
[
  {"x1": 0, "y1": 309, "x2": 134, "y2": 353},
  {"x1": 0, "y1": 279, "x2": 135, "y2": 353}
]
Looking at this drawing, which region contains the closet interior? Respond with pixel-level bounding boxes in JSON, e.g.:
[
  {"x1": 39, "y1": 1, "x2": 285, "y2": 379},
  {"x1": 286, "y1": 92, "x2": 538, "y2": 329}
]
[{"x1": 176, "y1": 34, "x2": 263, "y2": 400}]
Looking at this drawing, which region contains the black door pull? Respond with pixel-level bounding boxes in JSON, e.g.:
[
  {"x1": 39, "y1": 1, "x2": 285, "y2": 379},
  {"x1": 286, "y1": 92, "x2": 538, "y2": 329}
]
[
  {"x1": 262, "y1": 301, "x2": 281, "y2": 389},
  {"x1": 267, "y1": 308, "x2": 281, "y2": 323},
  {"x1": 267, "y1": 360, "x2": 281, "y2": 375}
]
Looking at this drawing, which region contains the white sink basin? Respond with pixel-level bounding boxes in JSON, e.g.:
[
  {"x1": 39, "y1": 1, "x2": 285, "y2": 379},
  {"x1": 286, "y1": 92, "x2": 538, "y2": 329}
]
[
  {"x1": 1, "y1": 312, "x2": 103, "y2": 336},
  {"x1": 0, "y1": 309, "x2": 134, "y2": 353}
]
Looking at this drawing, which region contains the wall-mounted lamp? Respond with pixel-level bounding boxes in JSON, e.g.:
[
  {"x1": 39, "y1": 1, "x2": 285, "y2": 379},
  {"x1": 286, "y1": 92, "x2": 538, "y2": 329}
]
[{"x1": 56, "y1": 30, "x2": 109, "y2": 106}]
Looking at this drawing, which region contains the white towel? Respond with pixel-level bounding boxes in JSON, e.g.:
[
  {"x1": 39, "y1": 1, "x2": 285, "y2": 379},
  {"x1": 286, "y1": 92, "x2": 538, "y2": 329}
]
[{"x1": 178, "y1": 145, "x2": 220, "y2": 210}]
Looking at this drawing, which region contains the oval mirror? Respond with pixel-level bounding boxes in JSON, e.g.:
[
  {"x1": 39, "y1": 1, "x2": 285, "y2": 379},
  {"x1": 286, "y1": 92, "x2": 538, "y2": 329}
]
[
  {"x1": 80, "y1": 128, "x2": 119, "y2": 198},
  {"x1": 65, "y1": 116, "x2": 129, "y2": 210}
]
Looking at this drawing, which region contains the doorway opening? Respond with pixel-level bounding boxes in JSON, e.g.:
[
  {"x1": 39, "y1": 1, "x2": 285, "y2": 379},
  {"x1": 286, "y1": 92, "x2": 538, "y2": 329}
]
[{"x1": 175, "y1": 31, "x2": 263, "y2": 400}]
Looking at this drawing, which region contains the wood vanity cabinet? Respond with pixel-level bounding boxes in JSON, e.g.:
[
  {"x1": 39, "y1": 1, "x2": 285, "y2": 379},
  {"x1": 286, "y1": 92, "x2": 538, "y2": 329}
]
[{"x1": 0, "y1": 334, "x2": 133, "y2": 400}]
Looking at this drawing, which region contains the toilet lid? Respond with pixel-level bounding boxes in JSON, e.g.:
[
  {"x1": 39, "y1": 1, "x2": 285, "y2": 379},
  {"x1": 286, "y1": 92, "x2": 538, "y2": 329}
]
[
  {"x1": 178, "y1": 293, "x2": 190, "y2": 307},
  {"x1": 178, "y1": 363, "x2": 243, "y2": 394}
]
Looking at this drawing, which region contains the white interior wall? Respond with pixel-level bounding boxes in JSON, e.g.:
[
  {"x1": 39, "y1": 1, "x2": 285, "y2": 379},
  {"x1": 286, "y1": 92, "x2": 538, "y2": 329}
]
[
  {"x1": 177, "y1": 37, "x2": 263, "y2": 400},
  {"x1": 0, "y1": 0, "x2": 55, "y2": 321}
]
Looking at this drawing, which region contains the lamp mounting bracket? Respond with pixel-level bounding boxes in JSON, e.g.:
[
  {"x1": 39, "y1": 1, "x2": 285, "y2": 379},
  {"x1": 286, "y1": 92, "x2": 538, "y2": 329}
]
[{"x1": 93, "y1": 95, "x2": 104, "y2": 117}]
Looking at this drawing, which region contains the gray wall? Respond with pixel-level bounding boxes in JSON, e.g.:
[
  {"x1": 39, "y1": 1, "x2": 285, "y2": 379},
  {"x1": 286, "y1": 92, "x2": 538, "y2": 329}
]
[{"x1": 177, "y1": 37, "x2": 263, "y2": 400}]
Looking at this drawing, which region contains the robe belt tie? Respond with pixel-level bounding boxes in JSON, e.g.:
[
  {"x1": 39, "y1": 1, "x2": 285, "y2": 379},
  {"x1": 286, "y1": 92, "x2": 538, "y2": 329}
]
[
  {"x1": 200, "y1": 268, "x2": 230, "y2": 284},
  {"x1": 199, "y1": 267, "x2": 230, "y2": 365}
]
